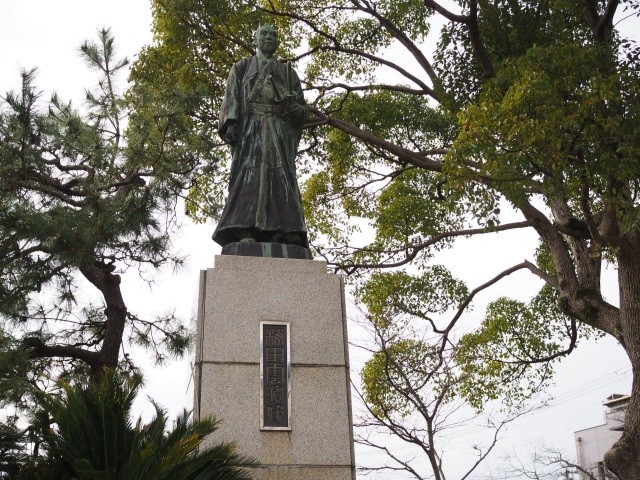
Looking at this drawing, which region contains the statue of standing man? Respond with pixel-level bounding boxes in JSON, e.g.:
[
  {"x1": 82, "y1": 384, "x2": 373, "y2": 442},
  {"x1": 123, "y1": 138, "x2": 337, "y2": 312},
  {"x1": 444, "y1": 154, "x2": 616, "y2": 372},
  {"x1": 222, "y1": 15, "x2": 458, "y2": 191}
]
[{"x1": 213, "y1": 24, "x2": 311, "y2": 259}]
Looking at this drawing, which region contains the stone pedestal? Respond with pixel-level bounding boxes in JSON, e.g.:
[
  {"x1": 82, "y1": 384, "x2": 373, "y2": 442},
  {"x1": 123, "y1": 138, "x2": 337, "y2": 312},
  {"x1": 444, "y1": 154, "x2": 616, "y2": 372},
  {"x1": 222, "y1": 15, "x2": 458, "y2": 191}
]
[{"x1": 193, "y1": 255, "x2": 356, "y2": 480}]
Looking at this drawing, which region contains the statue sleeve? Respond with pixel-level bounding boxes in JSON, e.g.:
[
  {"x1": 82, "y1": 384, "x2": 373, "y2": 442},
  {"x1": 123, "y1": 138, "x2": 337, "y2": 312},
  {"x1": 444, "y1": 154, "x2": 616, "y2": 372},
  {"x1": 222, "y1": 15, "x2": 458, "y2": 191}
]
[
  {"x1": 219, "y1": 63, "x2": 241, "y2": 141},
  {"x1": 291, "y1": 68, "x2": 308, "y2": 126},
  {"x1": 292, "y1": 67, "x2": 305, "y2": 106}
]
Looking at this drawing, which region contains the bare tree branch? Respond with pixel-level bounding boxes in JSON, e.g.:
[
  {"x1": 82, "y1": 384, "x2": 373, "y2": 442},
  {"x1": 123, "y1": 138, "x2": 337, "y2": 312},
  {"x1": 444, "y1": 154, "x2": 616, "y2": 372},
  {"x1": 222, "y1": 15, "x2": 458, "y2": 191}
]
[
  {"x1": 335, "y1": 221, "x2": 532, "y2": 273},
  {"x1": 309, "y1": 105, "x2": 442, "y2": 171},
  {"x1": 351, "y1": 0, "x2": 441, "y2": 90},
  {"x1": 22, "y1": 337, "x2": 100, "y2": 368}
]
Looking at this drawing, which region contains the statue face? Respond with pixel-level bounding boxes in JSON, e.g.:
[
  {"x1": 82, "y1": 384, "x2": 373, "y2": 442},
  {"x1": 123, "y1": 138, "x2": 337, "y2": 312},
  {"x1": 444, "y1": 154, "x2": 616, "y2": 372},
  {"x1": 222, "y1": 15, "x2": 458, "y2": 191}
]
[{"x1": 256, "y1": 26, "x2": 279, "y2": 57}]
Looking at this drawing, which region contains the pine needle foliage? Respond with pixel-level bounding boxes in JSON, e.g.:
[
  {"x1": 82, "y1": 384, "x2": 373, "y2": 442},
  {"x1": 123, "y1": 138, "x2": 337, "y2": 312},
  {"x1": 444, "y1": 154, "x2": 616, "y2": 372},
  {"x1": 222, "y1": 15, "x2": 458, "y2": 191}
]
[{"x1": 0, "y1": 29, "x2": 201, "y2": 377}]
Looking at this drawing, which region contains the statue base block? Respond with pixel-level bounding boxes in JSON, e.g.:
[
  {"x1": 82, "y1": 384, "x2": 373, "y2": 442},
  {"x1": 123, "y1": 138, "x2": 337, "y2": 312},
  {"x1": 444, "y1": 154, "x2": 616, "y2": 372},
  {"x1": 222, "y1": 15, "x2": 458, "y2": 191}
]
[
  {"x1": 221, "y1": 241, "x2": 312, "y2": 260},
  {"x1": 193, "y1": 255, "x2": 355, "y2": 480}
]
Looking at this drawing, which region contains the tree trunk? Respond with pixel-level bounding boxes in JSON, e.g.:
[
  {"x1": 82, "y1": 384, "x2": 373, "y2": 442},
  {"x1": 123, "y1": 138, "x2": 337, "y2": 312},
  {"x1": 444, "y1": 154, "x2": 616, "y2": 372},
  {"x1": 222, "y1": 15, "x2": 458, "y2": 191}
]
[
  {"x1": 97, "y1": 273, "x2": 127, "y2": 368},
  {"x1": 22, "y1": 261, "x2": 128, "y2": 383},
  {"x1": 605, "y1": 359, "x2": 640, "y2": 479},
  {"x1": 605, "y1": 241, "x2": 640, "y2": 479},
  {"x1": 80, "y1": 261, "x2": 128, "y2": 382}
]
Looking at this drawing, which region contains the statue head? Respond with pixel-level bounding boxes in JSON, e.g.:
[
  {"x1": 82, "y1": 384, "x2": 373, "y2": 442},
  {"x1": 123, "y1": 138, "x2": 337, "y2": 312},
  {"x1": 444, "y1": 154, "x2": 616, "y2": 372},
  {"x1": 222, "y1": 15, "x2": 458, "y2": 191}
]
[{"x1": 254, "y1": 24, "x2": 279, "y2": 57}]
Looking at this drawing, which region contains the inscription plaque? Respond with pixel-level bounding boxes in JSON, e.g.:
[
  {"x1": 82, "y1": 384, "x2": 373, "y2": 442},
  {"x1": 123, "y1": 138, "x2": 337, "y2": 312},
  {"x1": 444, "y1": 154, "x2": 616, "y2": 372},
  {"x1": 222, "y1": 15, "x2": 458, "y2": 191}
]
[{"x1": 260, "y1": 322, "x2": 291, "y2": 429}]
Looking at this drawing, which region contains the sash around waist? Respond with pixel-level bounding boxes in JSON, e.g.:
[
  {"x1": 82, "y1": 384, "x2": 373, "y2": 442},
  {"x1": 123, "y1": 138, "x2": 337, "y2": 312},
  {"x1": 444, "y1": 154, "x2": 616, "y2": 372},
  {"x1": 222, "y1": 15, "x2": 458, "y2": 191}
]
[{"x1": 248, "y1": 102, "x2": 292, "y2": 116}]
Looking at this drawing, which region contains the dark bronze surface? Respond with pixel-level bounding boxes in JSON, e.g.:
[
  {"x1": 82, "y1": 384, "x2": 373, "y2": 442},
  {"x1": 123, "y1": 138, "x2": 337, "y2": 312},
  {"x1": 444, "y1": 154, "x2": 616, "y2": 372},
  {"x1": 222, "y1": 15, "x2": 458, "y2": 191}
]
[{"x1": 213, "y1": 25, "x2": 309, "y2": 254}]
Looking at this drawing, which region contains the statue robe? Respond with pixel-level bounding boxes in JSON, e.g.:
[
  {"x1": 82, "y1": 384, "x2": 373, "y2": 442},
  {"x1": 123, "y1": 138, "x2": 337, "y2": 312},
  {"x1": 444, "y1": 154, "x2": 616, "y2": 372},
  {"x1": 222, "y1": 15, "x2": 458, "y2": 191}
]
[{"x1": 213, "y1": 54, "x2": 308, "y2": 248}]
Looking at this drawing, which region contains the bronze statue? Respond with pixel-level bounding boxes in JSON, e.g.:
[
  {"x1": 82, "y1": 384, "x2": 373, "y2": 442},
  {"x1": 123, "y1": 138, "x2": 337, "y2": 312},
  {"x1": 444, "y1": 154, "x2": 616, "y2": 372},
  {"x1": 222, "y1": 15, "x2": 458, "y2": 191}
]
[{"x1": 213, "y1": 24, "x2": 309, "y2": 255}]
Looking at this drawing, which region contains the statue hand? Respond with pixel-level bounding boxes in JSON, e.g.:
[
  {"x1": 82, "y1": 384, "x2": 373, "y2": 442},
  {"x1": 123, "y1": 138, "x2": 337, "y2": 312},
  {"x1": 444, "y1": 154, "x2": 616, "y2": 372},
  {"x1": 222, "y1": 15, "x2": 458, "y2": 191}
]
[
  {"x1": 275, "y1": 92, "x2": 297, "y2": 105},
  {"x1": 289, "y1": 103, "x2": 307, "y2": 123}
]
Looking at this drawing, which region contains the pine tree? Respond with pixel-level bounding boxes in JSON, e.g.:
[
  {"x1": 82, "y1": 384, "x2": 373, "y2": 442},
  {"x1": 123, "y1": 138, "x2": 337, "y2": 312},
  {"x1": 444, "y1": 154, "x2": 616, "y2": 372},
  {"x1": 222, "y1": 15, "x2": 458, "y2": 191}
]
[{"x1": 0, "y1": 29, "x2": 199, "y2": 379}]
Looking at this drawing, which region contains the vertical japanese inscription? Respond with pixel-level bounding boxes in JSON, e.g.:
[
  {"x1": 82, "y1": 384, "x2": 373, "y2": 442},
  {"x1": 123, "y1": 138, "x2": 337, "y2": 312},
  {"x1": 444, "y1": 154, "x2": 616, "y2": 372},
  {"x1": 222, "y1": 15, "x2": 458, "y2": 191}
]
[{"x1": 261, "y1": 323, "x2": 290, "y2": 429}]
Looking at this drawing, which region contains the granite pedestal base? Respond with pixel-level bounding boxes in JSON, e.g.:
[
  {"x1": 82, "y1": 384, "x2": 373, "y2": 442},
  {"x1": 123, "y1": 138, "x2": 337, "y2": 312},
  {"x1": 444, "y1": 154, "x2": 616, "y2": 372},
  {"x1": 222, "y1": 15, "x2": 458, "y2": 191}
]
[{"x1": 193, "y1": 255, "x2": 355, "y2": 480}]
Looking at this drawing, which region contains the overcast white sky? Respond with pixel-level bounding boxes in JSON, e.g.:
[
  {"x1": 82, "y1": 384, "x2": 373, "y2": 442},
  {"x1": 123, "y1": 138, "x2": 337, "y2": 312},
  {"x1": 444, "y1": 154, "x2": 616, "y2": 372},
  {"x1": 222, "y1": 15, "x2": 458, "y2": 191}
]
[{"x1": 0, "y1": 2, "x2": 633, "y2": 478}]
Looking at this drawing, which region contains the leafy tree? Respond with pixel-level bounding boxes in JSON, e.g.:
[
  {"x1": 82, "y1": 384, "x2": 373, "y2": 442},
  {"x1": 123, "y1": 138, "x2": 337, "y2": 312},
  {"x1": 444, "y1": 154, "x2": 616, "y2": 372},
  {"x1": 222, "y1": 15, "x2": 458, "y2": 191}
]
[
  {"x1": 131, "y1": 0, "x2": 640, "y2": 477},
  {"x1": 353, "y1": 267, "x2": 533, "y2": 478},
  {"x1": 16, "y1": 370, "x2": 255, "y2": 480},
  {"x1": 0, "y1": 29, "x2": 203, "y2": 380}
]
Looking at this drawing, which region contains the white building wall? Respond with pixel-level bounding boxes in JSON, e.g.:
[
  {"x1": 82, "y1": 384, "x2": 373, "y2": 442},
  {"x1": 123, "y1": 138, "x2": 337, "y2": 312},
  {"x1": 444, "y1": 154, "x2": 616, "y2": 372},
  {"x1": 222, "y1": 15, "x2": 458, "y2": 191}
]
[
  {"x1": 575, "y1": 424, "x2": 621, "y2": 479},
  {"x1": 574, "y1": 395, "x2": 628, "y2": 480}
]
